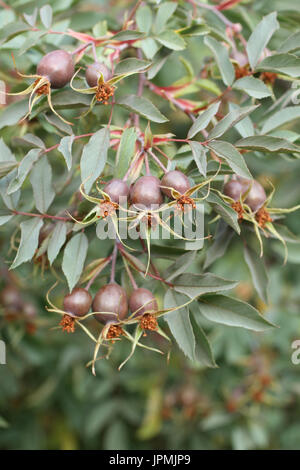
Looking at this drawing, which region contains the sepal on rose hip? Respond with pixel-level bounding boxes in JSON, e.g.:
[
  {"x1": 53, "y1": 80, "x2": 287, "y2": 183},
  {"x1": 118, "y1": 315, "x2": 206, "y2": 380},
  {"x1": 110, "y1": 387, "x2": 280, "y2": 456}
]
[{"x1": 3, "y1": 51, "x2": 75, "y2": 125}]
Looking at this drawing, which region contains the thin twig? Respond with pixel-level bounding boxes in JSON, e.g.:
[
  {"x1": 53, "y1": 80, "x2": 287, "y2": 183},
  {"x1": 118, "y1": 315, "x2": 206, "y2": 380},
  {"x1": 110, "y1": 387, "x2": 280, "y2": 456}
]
[
  {"x1": 147, "y1": 149, "x2": 167, "y2": 173},
  {"x1": 11, "y1": 210, "x2": 71, "y2": 222},
  {"x1": 110, "y1": 243, "x2": 118, "y2": 283}
]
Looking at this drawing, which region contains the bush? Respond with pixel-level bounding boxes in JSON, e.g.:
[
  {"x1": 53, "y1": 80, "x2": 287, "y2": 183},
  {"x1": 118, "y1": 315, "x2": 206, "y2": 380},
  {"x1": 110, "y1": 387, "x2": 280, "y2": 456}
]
[{"x1": 0, "y1": 0, "x2": 300, "y2": 450}]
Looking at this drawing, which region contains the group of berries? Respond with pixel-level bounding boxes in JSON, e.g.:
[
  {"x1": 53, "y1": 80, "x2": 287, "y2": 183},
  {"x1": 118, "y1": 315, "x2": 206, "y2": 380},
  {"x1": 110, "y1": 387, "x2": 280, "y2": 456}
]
[
  {"x1": 102, "y1": 170, "x2": 191, "y2": 209},
  {"x1": 223, "y1": 176, "x2": 271, "y2": 227},
  {"x1": 32, "y1": 49, "x2": 115, "y2": 104},
  {"x1": 14, "y1": 48, "x2": 273, "y2": 339},
  {"x1": 61, "y1": 285, "x2": 158, "y2": 338}
]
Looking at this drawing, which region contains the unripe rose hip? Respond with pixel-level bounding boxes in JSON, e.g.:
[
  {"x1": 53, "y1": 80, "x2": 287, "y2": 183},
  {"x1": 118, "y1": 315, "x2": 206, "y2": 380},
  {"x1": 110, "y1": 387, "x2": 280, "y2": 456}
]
[
  {"x1": 130, "y1": 175, "x2": 163, "y2": 209},
  {"x1": 63, "y1": 288, "x2": 92, "y2": 317},
  {"x1": 129, "y1": 288, "x2": 158, "y2": 317},
  {"x1": 93, "y1": 283, "x2": 128, "y2": 324},
  {"x1": 85, "y1": 62, "x2": 111, "y2": 87},
  {"x1": 37, "y1": 50, "x2": 75, "y2": 89},
  {"x1": 224, "y1": 177, "x2": 267, "y2": 212},
  {"x1": 103, "y1": 179, "x2": 129, "y2": 204},
  {"x1": 161, "y1": 170, "x2": 190, "y2": 199}
]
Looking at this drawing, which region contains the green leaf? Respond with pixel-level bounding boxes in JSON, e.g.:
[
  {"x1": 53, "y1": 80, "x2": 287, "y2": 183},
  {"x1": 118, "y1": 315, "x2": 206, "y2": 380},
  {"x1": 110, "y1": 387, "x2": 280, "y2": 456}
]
[
  {"x1": 47, "y1": 221, "x2": 67, "y2": 265},
  {"x1": 111, "y1": 30, "x2": 144, "y2": 41},
  {"x1": 179, "y1": 23, "x2": 210, "y2": 38},
  {"x1": 104, "y1": 421, "x2": 129, "y2": 450},
  {"x1": 246, "y1": 12, "x2": 279, "y2": 69},
  {"x1": 117, "y1": 95, "x2": 168, "y2": 123},
  {"x1": 256, "y1": 53, "x2": 300, "y2": 78},
  {"x1": 207, "y1": 140, "x2": 251, "y2": 179},
  {"x1": 0, "y1": 22, "x2": 30, "y2": 45},
  {"x1": 18, "y1": 32, "x2": 45, "y2": 57},
  {"x1": 164, "y1": 289, "x2": 195, "y2": 361},
  {"x1": 208, "y1": 105, "x2": 259, "y2": 140},
  {"x1": 0, "y1": 214, "x2": 13, "y2": 226},
  {"x1": 235, "y1": 135, "x2": 300, "y2": 154},
  {"x1": 204, "y1": 220, "x2": 234, "y2": 269},
  {"x1": 85, "y1": 401, "x2": 116, "y2": 438},
  {"x1": 190, "y1": 303, "x2": 217, "y2": 367},
  {"x1": 189, "y1": 141, "x2": 207, "y2": 177},
  {"x1": 136, "y1": 4, "x2": 152, "y2": 34},
  {"x1": 164, "y1": 251, "x2": 196, "y2": 282},
  {"x1": 0, "y1": 161, "x2": 18, "y2": 177},
  {"x1": 80, "y1": 128, "x2": 110, "y2": 193},
  {"x1": 243, "y1": 245, "x2": 269, "y2": 304},
  {"x1": 40, "y1": 5, "x2": 53, "y2": 29},
  {"x1": 173, "y1": 273, "x2": 238, "y2": 299},
  {"x1": 30, "y1": 156, "x2": 55, "y2": 213},
  {"x1": 24, "y1": 9, "x2": 38, "y2": 27},
  {"x1": 114, "y1": 58, "x2": 151, "y2": 76},
  {"x1": 204, "y1": 36, "x2": 235, "y2": 86},
  {"x1": 0, "y1": 100, "x2": 28, "y2": 130},
  {"x1": 154, "y1": 2, "x2": 177, "y2": 34},
  {"x1": 187, "y1": 102, "x2": 220, "y2": 139},
  {"x1": 147, "y1": 47, "x2": 171, "y2": 79},
  {"x1": 44, "y1": 113, "x2": 73, "y2": 135},
  {"x1": 279, "y1": 31, "x2": 300, "y2": 53},
  {"x1": 7, "y1": 148, "x2": 42, "y2": 195},
  {"x1": 13, "y1": 133, "x2": 45, "y2": 149},
  {"x1": 233, "y1": 76, "x2": 272, "y2": 99},
  {"x1": 229, "y1": 103, "x2": 255, "y2": 138},
  {"x1": 0, "y1": 170, "x2": 20, "y2": 210},
  {"x1": 198, "y1": 295, "x2": 275, "y2": 331},
  {"x1": 11, "y1": 218, "x2": 43, "y2": 269},
  {"x1": 261, "y1": 106, "x2": 300, "y2": 134},
  {"x1": 57, "y1": 135, "x2": 74, "y2": 171},
  {"x1": 62, "y1": 232, "x2": 88, "y2": 292},
  {"x1": 156, "y1": 30, "x2": 186, "y2": 51},
  {"x1": 203, "y1": 191, "x2": 240, "y2": 233},
  {"x1": 140, "y1": 37, "x2": 159, "y2": 60},
  {"x1": 115, "y1": 127, "x2": 137, "y2": 179},
  {"x1": 0, "y1": 138, "x2": 16, "y2": 162}
]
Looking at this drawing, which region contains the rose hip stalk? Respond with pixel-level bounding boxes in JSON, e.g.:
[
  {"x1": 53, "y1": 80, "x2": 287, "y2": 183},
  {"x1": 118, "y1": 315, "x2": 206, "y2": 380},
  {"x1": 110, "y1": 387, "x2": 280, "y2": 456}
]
[{"x1": 6, "y1": 50, "x2": 75, "y2": 124}]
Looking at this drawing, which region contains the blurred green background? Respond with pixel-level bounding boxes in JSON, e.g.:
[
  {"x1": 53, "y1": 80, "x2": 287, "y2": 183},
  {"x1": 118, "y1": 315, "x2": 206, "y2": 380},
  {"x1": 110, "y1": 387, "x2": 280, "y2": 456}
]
[{"x1": 1, "y1": 0, "x2": 300, "y2": 450}]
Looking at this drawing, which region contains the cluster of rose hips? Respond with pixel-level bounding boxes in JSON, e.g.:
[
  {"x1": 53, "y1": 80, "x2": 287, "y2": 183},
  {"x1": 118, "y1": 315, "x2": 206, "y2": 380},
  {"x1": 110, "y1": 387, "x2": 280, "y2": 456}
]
[
  {"x1": 102, "y1": 170, "x2": 190, "y2": 208},
  {"x1": 9, "y1": 49, "x2": 117, "y2": 122},
  {"x1": 61, "y1": 284, "x2": 158, "y2": 337},
  {"x1": 223, "y1": 176, "x2": 272, "y2": 228},
  {"x1": 60, "y1": 170, "x2": 193, "y2": 336}
]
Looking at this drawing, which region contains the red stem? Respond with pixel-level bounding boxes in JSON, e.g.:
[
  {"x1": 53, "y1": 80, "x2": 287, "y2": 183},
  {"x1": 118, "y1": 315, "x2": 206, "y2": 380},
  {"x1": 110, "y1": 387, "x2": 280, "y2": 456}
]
[{"x1": 11, "y1": 210, "x2": 71, "y2": 222}]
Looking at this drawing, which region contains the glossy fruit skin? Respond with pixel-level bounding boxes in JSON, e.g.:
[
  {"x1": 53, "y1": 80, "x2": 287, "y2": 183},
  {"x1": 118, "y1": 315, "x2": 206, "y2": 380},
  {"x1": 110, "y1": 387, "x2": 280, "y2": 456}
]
[
  {"x1": 130, "y1": 176, "x2": 163, "y2": 209},
  {"x1": 161, "y1": 170, "x2": 190, "y2": 198},
  {"x1": 63, "y1": 288, "x2": 92, "y2": 317},
  {"x1": 129, "y1": 288, "x2": 158, "y2": 317},
  {"x1": 85, "y1": 62, "x2": 111, "y2": 87},
  {"x1": 93, "y1": 283, "x2": 128, "y2": 324},
  {"x1": 37, "y1": 50, "x2": 75, "y2": 89},
  {"x1": 103, "y1": 179, "x2": 129, "y2": 204},
  {"x1": 224, "y1": 177, "x2": 266, "y2": 212}
]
